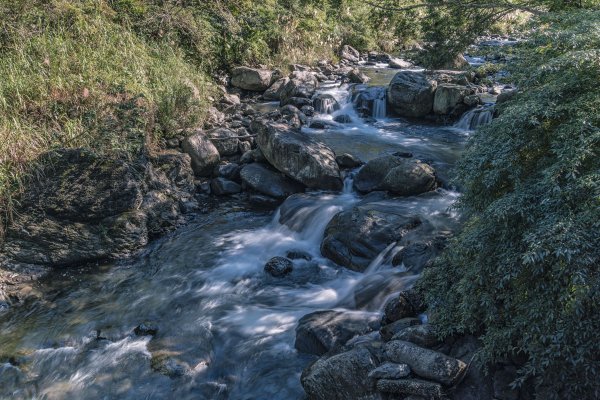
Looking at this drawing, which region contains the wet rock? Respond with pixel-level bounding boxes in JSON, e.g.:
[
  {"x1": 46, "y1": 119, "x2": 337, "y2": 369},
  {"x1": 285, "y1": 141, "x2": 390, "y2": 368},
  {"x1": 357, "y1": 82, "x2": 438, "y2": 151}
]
[
  {"x1": 286, "y1": 250, "x2": 312, "y2": 261},
  {"x1": 348, "y1": 68, "x2": 370, "y2": 84},
  {"x1": 264, "y1": 256, "x2": 293, "y2": 277},
  {"x1": 368, "y1": 362, "x2": 411, "y2": 379},
  {"x1": 309, "y1": 120, "x2": 333, "y2": 130},
  {"x1": 380, "y1": 318, "x2": 421, "y2": 341},
  {"x1": 391, "y1": 241, "x2": 437, "y2": 272},
  {"x1": 295, "y1": 310, "x2": 380, "y2": 356},
  {"x1": 384, "y1": 340, "x2": 467, "y2": 386},
  {"x1": 248, "y1": 194, "x2": 281, "y2": 209},
  {"x1": 340, "y1": 45, "x2": 360, "y2": 63},
  {"x1": 240, "y1": 163, "x2": 304, "y2": 199},
  {"x1": 231, "y1": 67, "x2": 276, "y2": 91},
  {"x1": 391, "y1": 324, "x2": 440, "y2": 349},
  {"x1": 383, "y1": 289, "x2": 426, "y2": 324},
  {"x1": 182, "y1": 131, "x2": 221, "y2": 176},
  {"x1": 353, "y1": 155, "x2": 436, "y2": 196},
  {"x1": 253, "y1": 121, "x2": 343, "y2": 190},
  {"x1": 321, "y1": 203, "x2": 424, "y2": 272},
  {"x1": 301, "y1": 105, "x2": 315, "y2": 117},
  {"x1": 334, "y1": 114, "x2": 353, "y2": 124},
  {"x1": 301, "y1": 346, "x2": 382, "y2": 400},
  {"x1": 389, "y1": 58, "x2": 414, "y2": 69},
  {"x1": 313, "y1": 94, "x2": 341, "y2": 114},
  {"x1": 433, "y1": 84, "x2": 472, "y2": 115},
  {"x1": 206, "y1": 128, "x2": 242, "y2": 156},
  {"x1": 134, "y1": 322, "x2": 159, "y2": 336},
  {"x1": 210, "y1": 178, "x2": 242, "y2": 195},
  {"x1": 377, "y1": 379, "x2": 443, "y2": 399},
  {"x1": 387, "y1": 71, "x2": 437, "y2": 118},
  {"x1": 352, "y1": 271, "x2": 419, "y2": 310},
  {"x1": 336, "y1": 153, "x2": 363, "y2": 169},
  {"x1": 215, "y1": 162, "x2": 241, "y2": 181},
  {"x1": 263, "y1": 77, "x2": 290, "y2": 100}
]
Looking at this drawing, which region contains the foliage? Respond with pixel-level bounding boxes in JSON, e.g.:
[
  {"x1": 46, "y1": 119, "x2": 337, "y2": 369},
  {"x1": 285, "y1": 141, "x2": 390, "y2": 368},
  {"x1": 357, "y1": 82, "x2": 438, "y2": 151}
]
[{"x1": 420, "y1": 10, "x2": 600, "y2": 398}]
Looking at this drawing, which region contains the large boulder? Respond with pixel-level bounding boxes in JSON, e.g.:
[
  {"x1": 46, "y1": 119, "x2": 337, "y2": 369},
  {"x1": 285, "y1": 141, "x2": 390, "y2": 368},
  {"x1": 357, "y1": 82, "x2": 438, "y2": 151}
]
[
  {"x1": 301, "y1": 346, "x2": 382, "y2": 400},
  {"x1": 387, "y1": 71, "x2": 437, "y2": 117},
  {"x1": 231, "y1": 67, "x2": 275, "y2": 91},
  {"x1": 182, "y1": 131, "x2": 220, "y2": 176},
  {"x1": 295, "y1": 310, "x2": 380, "y2": 356},
  {"x1": 348, "y1": 69, "x2": 370, "y2": 84},
  {"x1": 313, "y1": 93, "x2": 341, "y2": 114},
  {"x1": 279, "y1": 72, "x2": 319, "y2": 106},
  {"x1": 206, "y1": 128, "x2": 242, "y2": 156},
  {"x1": 320, "y1": 202, "x2": 424, "y2": 272},
  {"x1": 240, "y1": 163, "x2": 304, "y2": 199},
  {"x1": 340, "y1": 45, "x2": 361, "y2": 63},
  {"x1": 253, "y1": 121, "x2": 343, "y2": 190},
  {"x1": 433, "y1": 84, "x2": 471, "y2": 114},
  {"x1": 389, "y1": 58, "x2": 413, "y2": 69},
  {"x1": 263, "y1": 77, "x2": 290, "y2": 101},
  {"x1": 353, "y1": 155, "x2": 436, "y2": 196},
  {"x1": 384, "y1": 340, "x2": 467, "y2": 386}
]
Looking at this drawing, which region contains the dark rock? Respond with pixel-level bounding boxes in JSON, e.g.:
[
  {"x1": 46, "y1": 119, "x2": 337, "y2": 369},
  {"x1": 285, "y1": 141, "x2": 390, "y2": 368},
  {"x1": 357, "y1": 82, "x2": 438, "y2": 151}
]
[
  {"x1": 264, "y1": 256, "x2": 293, "y2": 277},
  {"x1": 134, "y1": 322, "x2": 158, "y2": 336},
  {"x1": 248, "y1": 194, "x2": 281, "y2": 209},
  {"x1": 383, "y1": 289, "x2": 426, "y2": 324},
  {"x1": 384, "y1": 340, "x2": 467, "y2": 386},
  {"x1": 182, "y1": 131, "x2": 221, "y2": 176},
  {"x1": 377, "y1": 379, "x2": 443, "y2": 399},
  {"x1": 253, "y1": 121, "x2": 343, "y2": 190},
  {"x1": 387, "y1": 71, "x2": 437, "y2": 118},
  {"x1": 215, "y1": 163, "x2": 241, "y2": 181},
  {"x1": 210, "y1": 178, "x2": 241, "y2": 195},
  {"x1": 240, "y1": 163, "x2": 304, "y2": 199},
  {"x1": 348, "y1": 68, "x2": 370, "y2": 84},
  {"x1": 263, "y1": 77, "x2": 290, "y2": 101},
  {"x1": 301, "y1": 346, "x2": 382, "y2": 400},
  {"x1": 368, "y1": 362, "x2": 411, "y2": 379},
  {"x1": 333, "y1": 114, "x2": 353, "y2": 124},
  {"x1": 391, "y1": 324, "x2": 440, "y2": 348},
  {"x1": 301, "y1": 105, "x2": 315, "y2": 116},
  {"x1": 336, "y1": 153, "x2": 363, "y2": 168},
  {"x1": 280, "y1": 73, "x2": 319, "y2": 106},
  {"x1": 286, "y1": 250, "x2": 312, "y2": 261},
  {"x1": 309, "y1": 120, "x2": 333, "y2": 130},
  {"x1": 380, "y1": 318, "x2": 421, "y2": 341},
  {"x1": 295, "y1": 310, "x2": 380, "y2": 356},
  {"x1": 313, "y1": 94, "x2": 341, "y2": 114},
  {"x1": 206, "y1": 128, "x2": 241, "y2": 156}
]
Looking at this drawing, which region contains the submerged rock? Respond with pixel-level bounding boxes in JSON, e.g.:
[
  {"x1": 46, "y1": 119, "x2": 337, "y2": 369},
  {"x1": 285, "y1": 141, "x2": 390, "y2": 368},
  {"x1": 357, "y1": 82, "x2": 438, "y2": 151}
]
[
  {"x1": 387, "y1": 71, "x2": 437, "y2": 118},
  {"x1": 253, "y1": 121, "x2": 343, "y2": 190},
  {"x1": 295, "y1": 310, "x2": 380, "y2": 356},
  {"x1": 264, "y1": 256, "x2": 293, "y2": 277}
]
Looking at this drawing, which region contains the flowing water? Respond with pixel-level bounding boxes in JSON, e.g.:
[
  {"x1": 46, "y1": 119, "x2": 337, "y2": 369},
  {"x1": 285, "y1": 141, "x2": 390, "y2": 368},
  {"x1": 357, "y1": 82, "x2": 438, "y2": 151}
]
[
  {"x1": 0, "y1": 69, "x2": 470, "y2": 400},
  {"x1": 454, "y1": 105, "x2": 494, "y2": 131}
]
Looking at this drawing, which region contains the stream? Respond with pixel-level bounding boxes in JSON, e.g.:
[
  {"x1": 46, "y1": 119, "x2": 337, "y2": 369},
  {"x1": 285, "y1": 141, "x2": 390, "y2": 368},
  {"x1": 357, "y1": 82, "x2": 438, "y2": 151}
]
[{"x1": 0, "y1": 67, "x2": 469, "y2": 400}]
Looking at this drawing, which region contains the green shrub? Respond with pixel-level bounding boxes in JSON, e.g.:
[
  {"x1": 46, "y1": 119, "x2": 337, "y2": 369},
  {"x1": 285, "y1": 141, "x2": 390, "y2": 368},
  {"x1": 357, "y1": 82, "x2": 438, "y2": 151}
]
[{"x1": 420, "y1": 11, "x2": 600, "y2": 398}]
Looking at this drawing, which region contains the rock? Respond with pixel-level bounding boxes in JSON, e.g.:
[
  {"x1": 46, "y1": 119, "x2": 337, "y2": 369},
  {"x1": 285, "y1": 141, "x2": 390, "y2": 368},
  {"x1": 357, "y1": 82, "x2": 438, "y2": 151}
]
[
  {"x1": 387, "y1": 71, "x2": 437, "y2": 118},
  {"x1": 336, "y1": 153, "x2": 363, "y2": 168},
  {"x1": 134, "y1": 322, "x2": 159, "y2": 336},
  {"x1": 204, "y1": 106, "x2": 226, "y2": 128},
  {"x1": 353, "y1": 155, "x2": 436, "y2": 196},
  {"x1": 215, "y1": 163, "x2": 241, "y2": 181},
  {"x1": 263, "y1": 77, "x2": 290, "y2": 100},
  {"x1": 210, "y1": 178, "x2": 241, "y2": 195},
  {"x1": 301, "y1": 105, "x2": 315, "y2": 117},
  {"x1": 309, "y1": 120, "x2": 333, "y2": 130},
  {"x1": 383, "y1": 290, "x2": 426, "y2": 324},
  {"x1": 182, "y1": 131, "x2": 221, "y2": 176},
  {"x1": 206, "y1": 128, "x2": 241, "y2": 156},
  {"x1": 389, "y1": 58, "x2": 413, "y2": 69},
  {"x1": 384, "y1": 340, "x2": 467, "y2": 386},
  {"x1": 377, "y1": 379, "x2": 443, "y2": 399},
  {"x1": 439, "y1": 54, "x2": 469, "y2": 70},
  {"x1": 368, "y1": 362, "x2": 411, "y2": 379},
  {"x1": 286, "y1": 250, "x2": 312, "y2": 260},
  {"x1": 340, "y1": 45, "x2": 360, "y2": 63},
  {"x1": 221, "y1": 92, "x2": 240, "y2": 106},
  {"x1": 231, "y1": 66, "x2": 275, "y2": 91},
  {"x1": 380, "y1": 318, "x2": 421, "y2": 341},
  {"x1": 287, "y1": 97, "x2": 313, "y2": 109},
  {"x1": 433, "y1": 84, "x2": 471, "y2": 115},
  {"x1": 334, "y1": 114, "x2": 352, "y2": 124},
  {"x1": 264, "y1": 256, "x2": 293, "y2": 277},
  {"x1": 353, "y1": 86, "x2": 387, "y2": 118},
  {"x1": 253, "y1": 121, "x2": 343, "y2": 190},
  {"x1": 240, "y1": 163, "x2": 304, "y2": 199},
  {"x1": 301, "y1": 346, "x2": 382, "y2": 400},
  {"x1": 321, "y1": 203, "x2": 423, "y2": 272},
  {"x1": 348, "y1": 68, "x2": 370, "y2": 84},
  {"x1": 391, "y1": 241, "x2": 439, "y2": 272},
  {"x1": 295, "y1": 310, "x2": 380, "y2": 356},
  {"x1": 313, "y1": 94, "x2": 341, "y2": 114},
  {"x1": 248, "y1": 194, "x2": 281, "y2": 209},
  {"x1": 238, "y1": 140, "x2": 252, "y2": 154},
  {"x1": 391, "y1": 324, "x2": 440, "y2": 349},
  {"x1": 280, "y1": 73, "x2": 319, "y2": 106},
  {"x1": 463, "y1": 94, "x2": 481, "y2": 107},
  {"x1": 496, "y1": 89, "x2": 516, "y2": 104}
]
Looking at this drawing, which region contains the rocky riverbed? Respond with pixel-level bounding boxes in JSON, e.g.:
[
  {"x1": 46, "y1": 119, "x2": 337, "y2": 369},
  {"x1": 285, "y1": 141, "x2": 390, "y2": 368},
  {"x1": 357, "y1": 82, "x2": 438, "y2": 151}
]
[{"x1": 0, "y1": 44, "x2": 524, "y2": 399}]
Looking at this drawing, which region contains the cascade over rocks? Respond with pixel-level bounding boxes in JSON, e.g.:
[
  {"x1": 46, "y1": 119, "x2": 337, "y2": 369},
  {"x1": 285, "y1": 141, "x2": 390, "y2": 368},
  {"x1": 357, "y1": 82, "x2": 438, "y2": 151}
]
[
  {"x1": 240, "y1": 163, "x2": 304, "y2": 199},
  {"x1": 387, "y1": 71, "x2": 437, "y2": 118},
  {"x1": 353, "y1": 155, "x2": 437, "y2": 196},
  {"x1": 231, "y1": 66, "x2": 278, "y2": 91},
  {"x1": 253, "y1": 120, "x2": 343, "y2": 190}
]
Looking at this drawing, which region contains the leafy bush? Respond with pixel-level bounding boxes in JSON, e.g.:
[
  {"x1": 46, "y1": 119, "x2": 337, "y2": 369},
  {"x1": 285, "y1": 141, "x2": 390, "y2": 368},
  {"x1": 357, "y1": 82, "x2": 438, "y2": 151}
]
[{"x1": 420, "y1": 11, "x2": 600, "y2": 398}]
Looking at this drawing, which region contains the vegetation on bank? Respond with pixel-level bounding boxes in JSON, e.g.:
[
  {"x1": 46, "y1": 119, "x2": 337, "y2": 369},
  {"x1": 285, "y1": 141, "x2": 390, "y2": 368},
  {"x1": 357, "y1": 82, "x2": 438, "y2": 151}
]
[{"x1": 420, "y1": 10, "x2": 600, "y2": 398}]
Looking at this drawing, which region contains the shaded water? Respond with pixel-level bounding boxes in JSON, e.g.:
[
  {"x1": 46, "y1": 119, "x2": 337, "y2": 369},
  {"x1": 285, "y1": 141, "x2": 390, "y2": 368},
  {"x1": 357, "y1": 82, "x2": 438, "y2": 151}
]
[{"x1": 0, "y1": 70, "x2": 470, "y2": 400}]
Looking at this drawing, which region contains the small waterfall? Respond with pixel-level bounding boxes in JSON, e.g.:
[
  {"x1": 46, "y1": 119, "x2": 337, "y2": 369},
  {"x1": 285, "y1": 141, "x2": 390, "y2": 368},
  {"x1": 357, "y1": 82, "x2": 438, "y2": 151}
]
[
  {"x1": 313, "y1": 94, "x2": 340, "y2": 114},
  {"x1": 372, "y1": 91, "x2": 387, "y2": 119},
  {"x1": 455, "y1": 106, "x2": 494, "y2": 130}
]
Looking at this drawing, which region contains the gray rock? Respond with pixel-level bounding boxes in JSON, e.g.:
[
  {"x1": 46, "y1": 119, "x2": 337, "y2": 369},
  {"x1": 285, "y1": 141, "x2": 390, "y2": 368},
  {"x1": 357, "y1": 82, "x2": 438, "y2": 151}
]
[
  {"x1": 376, "y1": 379, "x2": 443, "y2": 399},
  {"x1": 380, "y1": 318, "x2": 421, "y2": 341},
  {"x1": 231, "y1": 67, "x2": 275, "y2": 91},
  {"x1": 313, "y1": 94, "x2": 341, "y2": 114},
  {"x1": 389, "y1": 58, "x2": 414, "y2": 69},
  {"x1": 391, "y1": 324, "x2": 440, "y2": 348},
  {"x1": 334, "y1": 114, "x2": 353, "y2": 124},
  {"x1": 240, "y1": 163, "x2": 304, "y2": 199},
  {"x1": 295, "y1": 310, "x2": 380, "y2": 356},
  {"x1": 368, "y1": 362, "x2": 411, "y2": 379},
  {"x1": 263, "y1": 77, "x2": 290, "y2": 100},
  {"x1": 336, "y1": 153, "x2": 363, "y2": 168},
  {"x1": 340, "y1": 45, "x2": 360, "y2": 63},
  {"x1": 301, "y1": 105, "x2": 315, "y2": 116},
  {"x1": 309, "y1": 120, "x2": 333, "y2": 130},
  {"x1": 210, "y1": 178, "x2": 241, "y2": 195},
  {"x1": 204, "y1": 106, "x2": 225, "y2": 128},
  {"x1": 348, "y1": 68, "x2": 370, "y2": 84},
  {"x1": 182, "y1": 131, "x2": 221, "y2": 176},
  {"x1": 384, "y1": 340, "x2": 467, "y2": 385},
  {"x1": 354, "y1": 155, "x2": 436, "y2": 196},
  {"x1": 264, "y1": 256, "x2": 293, "y2": 277},
  {"x1": 215, "y1": 163, "x2": 240, "y2": 181},
  {"x1": 248, "y1": 194, "x2": 281, "y2": 209},
  {"x1": 433, "y1": 84, "x2": 471, "y2": 115},
  {"x1": 280, "y1": 73, "x2": 319, "y2": 106},
  {"x1": 286, "y1": 249, "x2": 312, "y2": 260},
  {"x1": 301, "y1": 346, "x2": 382, "y2": 400},
  {"x1": 387, "y1": 71, "x2": 437, "y2": 117},
  {"x1": 253, "y1": 121, "x2": 343, "y2": 190},
  {"x1": 206, "y1": 128, "x2": 241, "y2": 156}
]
